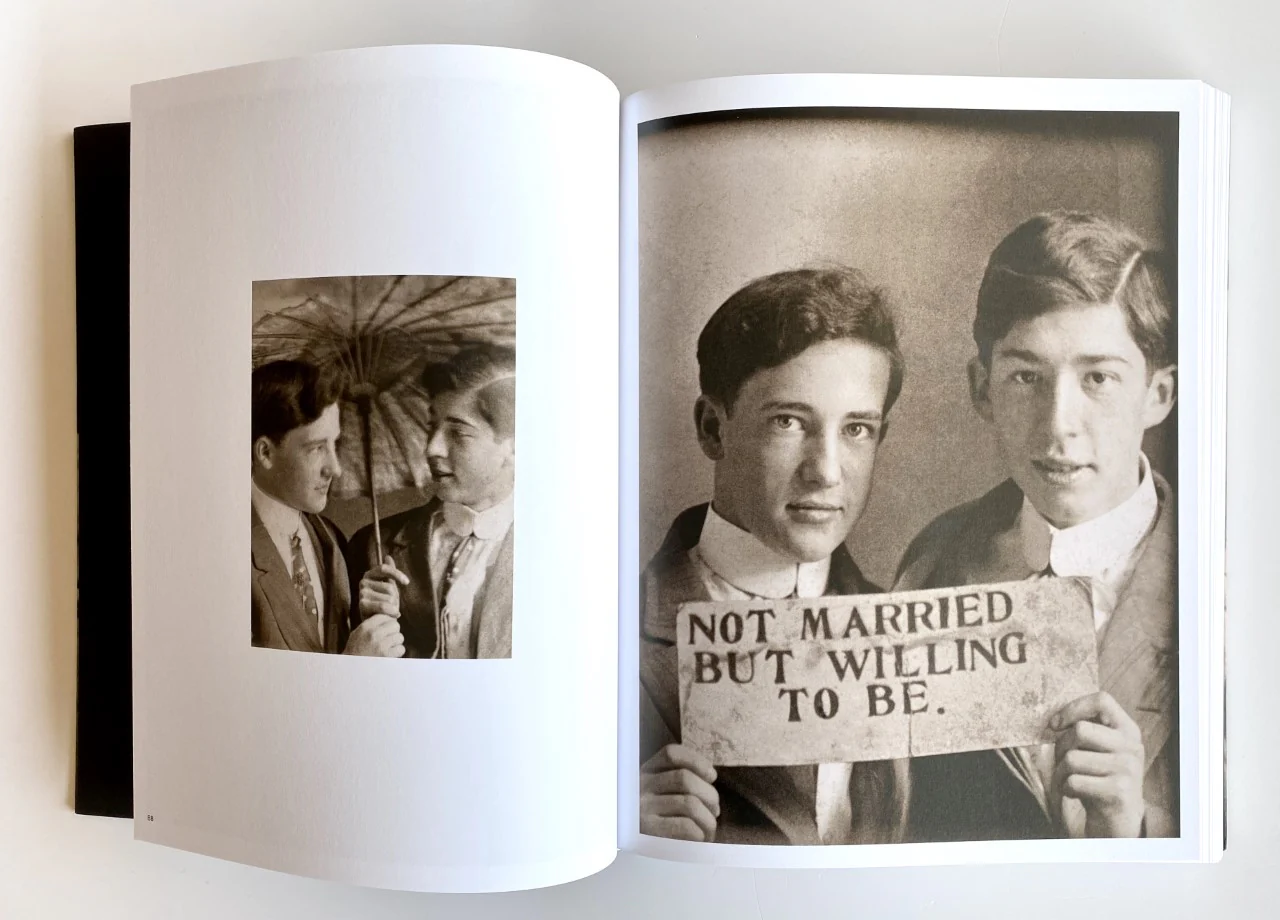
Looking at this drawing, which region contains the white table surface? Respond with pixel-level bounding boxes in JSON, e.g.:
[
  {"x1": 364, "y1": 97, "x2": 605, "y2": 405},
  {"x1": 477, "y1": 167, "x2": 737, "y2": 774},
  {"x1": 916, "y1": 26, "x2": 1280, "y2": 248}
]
[{"x1": 3, "y1": 0, "x2": 1272, "y2": 915}]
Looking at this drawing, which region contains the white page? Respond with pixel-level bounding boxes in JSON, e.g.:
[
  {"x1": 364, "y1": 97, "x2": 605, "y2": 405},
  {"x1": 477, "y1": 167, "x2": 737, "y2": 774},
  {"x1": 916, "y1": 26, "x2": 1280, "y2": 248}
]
[
  {"x1": 131, "y1": 45, "x2": 619, "y2": 892},
  {"x1": 619, "y1": 73, "x2": 1223, "y2": 867}
]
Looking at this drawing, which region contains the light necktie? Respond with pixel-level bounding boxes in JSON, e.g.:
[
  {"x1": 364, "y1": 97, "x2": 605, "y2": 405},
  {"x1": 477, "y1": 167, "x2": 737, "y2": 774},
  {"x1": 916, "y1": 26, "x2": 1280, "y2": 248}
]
[
  {"x1": 438, "y1": 533, "x2": 479, "y2": 658},
  {"x1": 289, "y1": 530, "x2": 322, "y2": 643},
  {"x1": 440, "y1": 533, "x2": 479, "y2": 600}
]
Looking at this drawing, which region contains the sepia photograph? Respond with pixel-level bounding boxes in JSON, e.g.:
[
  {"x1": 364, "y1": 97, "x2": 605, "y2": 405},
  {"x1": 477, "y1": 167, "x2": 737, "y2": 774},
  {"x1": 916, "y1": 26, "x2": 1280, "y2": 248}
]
[
  {"x1": 250, "y1": 274, "x2": 517, "y2": 659},
  {"x1": 636, "y1": 108, "x2": 1180, "y2": 846}
]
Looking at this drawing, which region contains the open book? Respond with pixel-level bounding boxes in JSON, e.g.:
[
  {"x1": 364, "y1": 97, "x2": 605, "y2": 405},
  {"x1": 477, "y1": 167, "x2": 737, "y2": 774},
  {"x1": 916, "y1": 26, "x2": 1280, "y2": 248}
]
[{"x1": 86, "y1": 44, "x2": 1228, "y2": 892}]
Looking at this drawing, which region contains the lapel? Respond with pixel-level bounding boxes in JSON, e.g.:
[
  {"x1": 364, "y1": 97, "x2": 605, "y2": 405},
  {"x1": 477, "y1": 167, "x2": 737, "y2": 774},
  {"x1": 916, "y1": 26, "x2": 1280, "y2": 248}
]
[
  {"x1": 471, "y1": 525, "x2": 514, "y2": 658},
  {"x1": 251, "y1": 508, "x2": 324, "y2": 653},
  {"x1": 942, "y1": 476, "x2": 1178, "y2": 777},
  {"x1": 305, "y1": 513, "x2": 351, "y2": 654},
  {"x1": 1095, "y1": 475, "x2": 1178, "y2": 771},
  {"x1": 382, "y1": 497, "x2": 513, "y2": 659},
  {"x1": 639, "y1": 503, "x2": 877, "y2": 845},
  {"x1": 382, "y1": 499, "x2": 441, "y2": 658}
]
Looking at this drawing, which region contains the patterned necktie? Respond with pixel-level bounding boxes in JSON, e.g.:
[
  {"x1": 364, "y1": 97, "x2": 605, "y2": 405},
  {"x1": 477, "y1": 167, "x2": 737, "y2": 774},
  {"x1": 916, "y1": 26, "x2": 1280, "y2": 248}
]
[
  {"x1": 438, "y1": 534, "x2": 479, "y2": 658},
  {"x1": 290, "y1": 530, "x2": 322, "y2": 643}
]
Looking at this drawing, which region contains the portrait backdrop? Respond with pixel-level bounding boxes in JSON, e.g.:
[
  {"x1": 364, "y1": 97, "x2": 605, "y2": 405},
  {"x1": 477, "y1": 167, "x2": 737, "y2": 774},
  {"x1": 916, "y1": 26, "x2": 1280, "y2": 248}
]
[{"x1": 638, "y1": 108, "x2": 1178, "y2": 587}]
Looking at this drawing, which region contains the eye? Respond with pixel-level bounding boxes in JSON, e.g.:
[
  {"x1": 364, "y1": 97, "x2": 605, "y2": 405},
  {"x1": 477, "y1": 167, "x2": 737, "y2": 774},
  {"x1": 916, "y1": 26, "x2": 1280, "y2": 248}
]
[
  {"x1": 1009, "y1": 369, "x2": 1039, "y2": 385},
  {"x1": 844, "y1": 422, "x2": 877, "y2": 440},
  {"x1": 771, "y1": 414, "x2": 803, "y2": 432},
  {"x1": 1083, "y1": 370, "x2": 1117, "y2": 389}
]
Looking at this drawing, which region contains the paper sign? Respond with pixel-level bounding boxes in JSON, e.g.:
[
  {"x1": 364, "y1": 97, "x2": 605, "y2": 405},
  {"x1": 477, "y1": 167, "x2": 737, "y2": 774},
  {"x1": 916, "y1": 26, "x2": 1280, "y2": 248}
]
[{"x1": 677, "y1": 578, "x2": 1099, "y2": 766}]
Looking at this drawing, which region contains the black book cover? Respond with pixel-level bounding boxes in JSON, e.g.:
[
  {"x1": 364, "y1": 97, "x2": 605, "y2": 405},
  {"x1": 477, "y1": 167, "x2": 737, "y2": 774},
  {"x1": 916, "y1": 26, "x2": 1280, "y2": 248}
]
[{"x1": 73, "y1": 122, "x2": 133, "y2": 818}]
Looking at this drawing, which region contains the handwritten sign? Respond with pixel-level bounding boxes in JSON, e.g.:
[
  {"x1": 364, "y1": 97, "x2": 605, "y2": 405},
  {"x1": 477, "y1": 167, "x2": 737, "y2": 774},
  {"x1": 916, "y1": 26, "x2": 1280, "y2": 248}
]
[{"x1": 677, "y1": 578, "x2": 1099, "y2": 766}]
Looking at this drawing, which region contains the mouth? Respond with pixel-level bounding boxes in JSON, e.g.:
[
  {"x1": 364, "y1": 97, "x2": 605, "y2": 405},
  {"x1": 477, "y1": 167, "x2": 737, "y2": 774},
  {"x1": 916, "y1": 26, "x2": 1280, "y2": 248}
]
[
  {"x1": 1031, "y1": 458, "x2": 1093, "y2": 486},
  {"x1": 786, "y1": 501, "x2": 844, "y2": 524}
]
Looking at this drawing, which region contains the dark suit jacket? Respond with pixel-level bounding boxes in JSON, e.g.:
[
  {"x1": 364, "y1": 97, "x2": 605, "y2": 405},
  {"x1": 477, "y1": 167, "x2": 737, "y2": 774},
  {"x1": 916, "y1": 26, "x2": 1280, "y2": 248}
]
[
  {"x1": 251, "y1": 508, "x2": 353, "y2": 653},
  {"x1": 894, "y1": 474, "x2": 1179, "y2": 841},
  {"x1": 348, "y1": 497, "x2": 514, "y2": 659},
  {"x1": 639, "y1": 503, "x2": 909, "y2": 845}
]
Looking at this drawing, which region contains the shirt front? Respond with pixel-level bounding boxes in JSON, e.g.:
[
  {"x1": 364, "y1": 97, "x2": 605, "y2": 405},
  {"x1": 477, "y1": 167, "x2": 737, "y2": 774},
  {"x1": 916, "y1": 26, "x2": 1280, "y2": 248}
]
[
  {"x1": 251, "y1": 479, "x2": 325, "y2": 641},
  {"x1": 427, "y1": 491, "x2": 515, "y2": 658},
  {"x1": 1018, "y1": 452, "x2": 1160, "y2": 637},
  {"x1": 689, "y1": 504, "x2": 853, "y2": 845},
  {"x1": 1008, "y1": 454, "x2": 1161, "y2": 827}
]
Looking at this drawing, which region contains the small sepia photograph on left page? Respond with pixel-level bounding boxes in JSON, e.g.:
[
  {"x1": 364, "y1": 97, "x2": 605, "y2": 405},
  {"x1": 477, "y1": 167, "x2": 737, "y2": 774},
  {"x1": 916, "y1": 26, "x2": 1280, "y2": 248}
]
[{"x1": 250, "y1": 274, "x2": 517, "y2": 660}]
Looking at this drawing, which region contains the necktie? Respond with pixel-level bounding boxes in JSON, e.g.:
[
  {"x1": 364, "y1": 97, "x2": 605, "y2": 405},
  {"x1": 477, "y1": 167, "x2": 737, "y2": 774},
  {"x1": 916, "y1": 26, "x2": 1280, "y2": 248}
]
[
  {"x1": 441, "y1": 534, "x2": 478, "y2": 600},
  {"x1": 290, "y1": 530, "x2": 322, "y2": 643},
  {"x1": 438, "y1": 534, "x2": 479, "y2": 658}
]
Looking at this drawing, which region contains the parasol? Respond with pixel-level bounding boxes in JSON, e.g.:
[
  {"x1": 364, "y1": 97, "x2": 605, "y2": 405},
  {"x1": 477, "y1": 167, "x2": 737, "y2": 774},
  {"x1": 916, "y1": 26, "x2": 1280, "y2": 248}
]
[{"x1": 252, "y1": 274, "x2": 516, "y2": 559}]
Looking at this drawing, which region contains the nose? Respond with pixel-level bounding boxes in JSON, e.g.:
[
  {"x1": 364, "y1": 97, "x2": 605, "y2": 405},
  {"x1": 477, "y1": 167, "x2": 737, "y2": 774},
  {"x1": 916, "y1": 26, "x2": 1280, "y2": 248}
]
[
  {"x1": 799, "y1": 428, "x2": 842, "y2": 489},
  {"x1": 1044, "y1": 373, "x2": 1085, "y2": 444},
  {"x1": 425, "y1": 425, "x2": 447, "y2": 461},
  {"x1": 323, "y1": 443, "x2": 342, "y2": 479}
]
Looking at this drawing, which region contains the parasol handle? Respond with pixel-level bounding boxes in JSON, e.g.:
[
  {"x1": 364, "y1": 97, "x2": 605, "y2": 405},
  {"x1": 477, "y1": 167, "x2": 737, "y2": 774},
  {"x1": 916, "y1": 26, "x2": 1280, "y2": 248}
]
[{"x1": 357, "y1": 396, "x2": 384, "y2": 563}]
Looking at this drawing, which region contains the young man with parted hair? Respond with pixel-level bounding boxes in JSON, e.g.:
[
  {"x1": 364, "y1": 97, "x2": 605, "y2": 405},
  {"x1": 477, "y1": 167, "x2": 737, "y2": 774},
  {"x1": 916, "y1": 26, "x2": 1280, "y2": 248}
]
[
  {"x1": 251, "y1": 359, "x2": 405, "y2": 657},
  {"x1": 896, "y1": 211, "x2": 1179, "y2": 841},
  {"x1": 639, "y1": 266, "x2": 909, "y2": 845},
  {"x1": 349, "y1": 344, "x2": 517, "y2": 660}
]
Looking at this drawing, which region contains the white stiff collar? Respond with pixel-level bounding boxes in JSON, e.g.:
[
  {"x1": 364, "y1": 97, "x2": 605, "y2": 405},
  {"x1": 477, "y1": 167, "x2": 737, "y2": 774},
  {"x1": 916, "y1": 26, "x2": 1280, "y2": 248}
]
[
  {"x1": 441, "y1": 491, "x2": 514, "y2": 540},
  {"x1": 1019, "y1": 453, "x2": 1158, "y2": 581},
  {"x1": 251, "y1": 479, "x2": 304, "y2": 542},
  {"x1": 696, "y1": 503, "x2": 830, "y2": 599}
]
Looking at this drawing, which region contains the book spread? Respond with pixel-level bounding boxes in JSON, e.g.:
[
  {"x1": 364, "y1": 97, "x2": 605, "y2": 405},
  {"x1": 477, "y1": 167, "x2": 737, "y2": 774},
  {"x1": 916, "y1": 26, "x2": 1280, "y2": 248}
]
[{"x1": 76, "y1": 44, "x2": 1227, "y2": 892}]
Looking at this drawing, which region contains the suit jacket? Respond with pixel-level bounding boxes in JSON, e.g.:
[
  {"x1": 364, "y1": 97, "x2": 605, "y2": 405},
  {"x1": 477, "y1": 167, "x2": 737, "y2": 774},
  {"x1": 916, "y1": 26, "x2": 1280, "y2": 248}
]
[
  {"x1": 894, "y1": 474, "x2": 1179, "y2": 841},
  {"x1": 348, "y1": 497, "x2": 514, "y2": 659},
  {"x1": 640, "y1": 503, "x2": 909, "y2": 845},
  {"x1": 251, "y1": 508, "x2": 353, "y2": 653}
]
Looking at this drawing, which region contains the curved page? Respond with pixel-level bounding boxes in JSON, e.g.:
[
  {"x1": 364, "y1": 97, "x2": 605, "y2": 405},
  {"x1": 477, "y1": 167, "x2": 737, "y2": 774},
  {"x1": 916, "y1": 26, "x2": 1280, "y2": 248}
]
[
  {"x1": 131, "y1": 45, "x2": 618, "y2": 892},
  {"x1": 620, "y1": 74, "x2": 1209, "y2": 868}
]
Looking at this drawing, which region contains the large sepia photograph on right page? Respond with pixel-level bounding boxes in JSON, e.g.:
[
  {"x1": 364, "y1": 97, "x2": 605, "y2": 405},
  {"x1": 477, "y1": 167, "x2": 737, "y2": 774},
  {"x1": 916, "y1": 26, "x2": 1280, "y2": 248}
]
[{"x1": 622, "y1": 79, "x2": 1211, "y2": 866}]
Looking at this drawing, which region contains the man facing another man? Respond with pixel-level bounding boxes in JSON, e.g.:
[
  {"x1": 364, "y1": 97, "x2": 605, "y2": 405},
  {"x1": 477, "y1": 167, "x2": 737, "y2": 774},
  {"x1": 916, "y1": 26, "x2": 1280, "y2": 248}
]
[
  {"x1": 348, "y1": 345, "x2": 517, "y2": 660},
  {"x1": 250, "y1": 359, "x2": 405, "y2": 657}
]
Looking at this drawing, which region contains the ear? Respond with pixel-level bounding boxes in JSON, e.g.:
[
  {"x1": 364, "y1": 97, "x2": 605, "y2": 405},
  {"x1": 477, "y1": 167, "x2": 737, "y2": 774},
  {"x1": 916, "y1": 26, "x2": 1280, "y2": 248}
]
[
  {"x1": 252, "y1": 435, "x2": 274, "y2": 470},
  {"x1": 693, "y1": 394, "x2": 728, "y2": 461},
  {"x1": 1142, "y1": 364, "x2": 1177, "y2": 429},
  {"x1": 967, "y1": 357, "x2": 994, "y2": 423}
]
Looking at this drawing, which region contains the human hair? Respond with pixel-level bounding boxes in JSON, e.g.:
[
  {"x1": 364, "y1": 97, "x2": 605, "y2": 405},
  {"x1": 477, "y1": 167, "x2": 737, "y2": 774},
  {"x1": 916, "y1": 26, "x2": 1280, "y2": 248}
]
[
  {"x1": 421, "y1": 344, "x2": 517, "y2": 439},
  {"x1": 973, "y1": 210, "x2": 1175, "y2": 370},
  {"x1": 251, "y1": 359, "x2": 343, "y2": 444},
  {"x1": 696, "y1": 266, "x2": 904, "y2": 414}
]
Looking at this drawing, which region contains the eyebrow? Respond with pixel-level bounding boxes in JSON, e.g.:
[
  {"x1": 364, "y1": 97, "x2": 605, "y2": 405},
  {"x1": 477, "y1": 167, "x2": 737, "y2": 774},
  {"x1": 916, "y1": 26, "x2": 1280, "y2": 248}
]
[
  {"x1": 759, "y1": 400, "x2": 882, "y2": 421},
  {"x1": 1074, "y1": 353, "x2": 1136, "y2": 367},
  {"x1": 995, "y1": 347, "x2": 1134, "y2": 367}
]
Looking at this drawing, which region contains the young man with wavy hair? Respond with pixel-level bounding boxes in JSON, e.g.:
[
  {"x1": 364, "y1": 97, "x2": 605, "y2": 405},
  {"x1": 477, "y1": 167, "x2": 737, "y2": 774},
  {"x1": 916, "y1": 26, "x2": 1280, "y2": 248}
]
[
  {"x1": 639, "y1": 266, "x2": 909, "y2": 845},
  {"x1": 897, "y1": 211, "x2": 1179, "y2": 841}
]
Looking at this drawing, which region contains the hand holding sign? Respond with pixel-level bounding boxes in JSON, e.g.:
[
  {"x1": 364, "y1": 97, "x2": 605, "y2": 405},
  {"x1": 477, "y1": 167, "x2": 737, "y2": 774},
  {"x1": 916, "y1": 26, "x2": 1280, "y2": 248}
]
[
  {"x1": 1050, "y1": 691, "x2": 1146, "y2": 838},
  {"x1": 639, "y1": 744, "x2": 720, "y2": 842}
]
